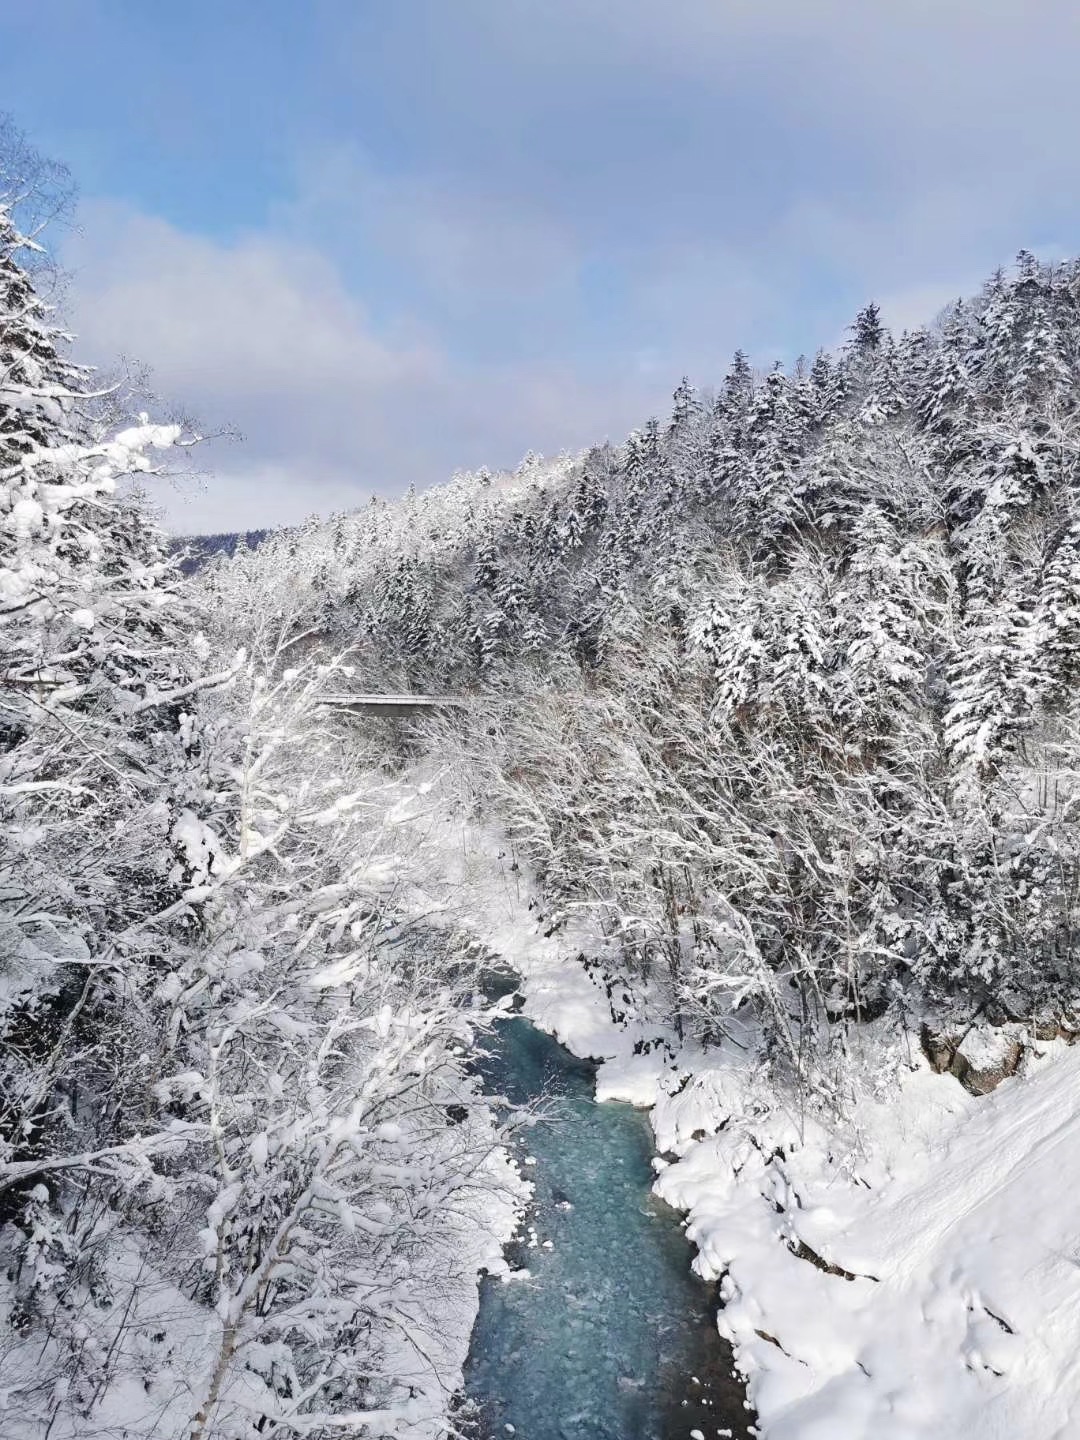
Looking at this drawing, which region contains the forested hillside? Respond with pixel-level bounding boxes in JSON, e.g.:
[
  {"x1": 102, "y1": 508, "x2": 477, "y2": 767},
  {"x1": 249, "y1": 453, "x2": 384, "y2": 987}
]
[{"x1": 214, "y1": 252, "x2": 1080, "y2": 1089}]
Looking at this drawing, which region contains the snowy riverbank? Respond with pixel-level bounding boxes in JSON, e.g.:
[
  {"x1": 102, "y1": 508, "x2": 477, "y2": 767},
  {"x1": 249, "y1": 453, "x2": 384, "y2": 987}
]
[{"x1": 378, "y1": 770, "x2": 1080, "y2": 1440}]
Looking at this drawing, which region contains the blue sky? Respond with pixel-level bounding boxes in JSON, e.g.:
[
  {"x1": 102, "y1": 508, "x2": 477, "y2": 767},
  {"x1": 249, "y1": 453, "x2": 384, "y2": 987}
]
[{"x1": 4, "y1": 0, "x2": 1080, "y2": 530}]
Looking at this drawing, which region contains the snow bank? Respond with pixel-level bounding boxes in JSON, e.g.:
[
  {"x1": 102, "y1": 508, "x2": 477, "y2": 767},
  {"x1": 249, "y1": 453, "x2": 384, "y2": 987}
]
[{"x1": 652, "y1": 1037, "x2": 1080, "y2": 1440}]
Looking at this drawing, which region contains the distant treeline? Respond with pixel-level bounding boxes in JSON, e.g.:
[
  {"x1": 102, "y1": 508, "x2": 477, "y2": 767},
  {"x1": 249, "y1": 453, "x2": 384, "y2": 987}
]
[{"x1": 171, "y1": 527, "x2": 271, "y2": 574}]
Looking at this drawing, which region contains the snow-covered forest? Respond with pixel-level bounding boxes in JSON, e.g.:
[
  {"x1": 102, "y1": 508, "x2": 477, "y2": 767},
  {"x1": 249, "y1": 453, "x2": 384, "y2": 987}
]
[
  {"x1": 216, "y1": 256, "x2": 1080, "y2": 1082},
  {"x1": 5, "y1": 119, "x2": 1080, "y2": 1438}
]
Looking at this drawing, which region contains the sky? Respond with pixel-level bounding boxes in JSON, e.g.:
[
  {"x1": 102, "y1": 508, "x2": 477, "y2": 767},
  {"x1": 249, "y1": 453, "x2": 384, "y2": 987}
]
[{"x1": 3, "y1": 0, "x2": 1080, "y2": 532}]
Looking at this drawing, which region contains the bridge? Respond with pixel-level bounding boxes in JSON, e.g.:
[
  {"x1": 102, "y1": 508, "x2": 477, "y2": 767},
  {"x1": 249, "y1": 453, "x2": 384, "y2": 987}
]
[{"x1": 320, "y1": 693, "x2": 467, "y2": 719}]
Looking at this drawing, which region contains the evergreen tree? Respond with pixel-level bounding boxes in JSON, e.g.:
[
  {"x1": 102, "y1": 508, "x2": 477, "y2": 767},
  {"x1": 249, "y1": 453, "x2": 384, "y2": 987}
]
[
  {"x1": 743, "y1": 366, "x2": 806, "y2": 541},
  {"x1": 668, "y1": 374, "x2": 702, "y2": 435},
  {"x1": 720, "y1": 349, "x2": 754, "y2": 413},
  {"x1": 850, "y1": 301, "x2": 885, "y2": 356},
  {"x1": 1033, "y1": 515, "x2": 1080, "y2": 707}
]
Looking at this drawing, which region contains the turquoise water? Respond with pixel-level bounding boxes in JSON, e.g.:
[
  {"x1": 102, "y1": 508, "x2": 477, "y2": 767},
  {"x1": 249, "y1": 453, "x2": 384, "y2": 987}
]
[{"x1": 463, "y1": 1008, "x2": 754, "y2": 1440}]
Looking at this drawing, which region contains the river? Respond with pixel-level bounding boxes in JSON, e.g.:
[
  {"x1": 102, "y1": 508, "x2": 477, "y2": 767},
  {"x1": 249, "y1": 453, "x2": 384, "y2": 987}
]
[{"x1": 462, "y1": 991, "x2": 755, "y2": 1440}]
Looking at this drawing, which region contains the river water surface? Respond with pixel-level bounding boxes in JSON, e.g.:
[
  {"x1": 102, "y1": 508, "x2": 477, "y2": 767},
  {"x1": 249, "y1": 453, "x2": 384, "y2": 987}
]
[{"x1": 463, "y1": 1000, "x2": 754, "y2": 1440}]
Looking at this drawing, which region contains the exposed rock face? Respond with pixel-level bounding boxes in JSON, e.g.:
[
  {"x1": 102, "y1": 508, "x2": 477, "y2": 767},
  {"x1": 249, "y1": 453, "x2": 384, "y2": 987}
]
[
  {"x1": 952, "y1": 1029, "x2": 1025, "y2": 1095},
  {"x1": 921, "y1": 1025, "x2": 958, "y2": 1077},
  {"x1": 1030, "y1": 1014, "x2": 1080, "y2": 1044},
  {"x1": 922, "y1": 1008, "x2": 1080, "y2": 1095},
  {"x1": 921, "y1": 1023, "x2": 1024, "y2": 1095}
]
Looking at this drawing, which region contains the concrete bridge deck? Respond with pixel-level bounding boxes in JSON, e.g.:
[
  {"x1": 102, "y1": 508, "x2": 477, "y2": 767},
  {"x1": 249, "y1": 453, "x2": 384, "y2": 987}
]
[{"x1": 320, "y1": 693, "x2": 467, "y2": 718}]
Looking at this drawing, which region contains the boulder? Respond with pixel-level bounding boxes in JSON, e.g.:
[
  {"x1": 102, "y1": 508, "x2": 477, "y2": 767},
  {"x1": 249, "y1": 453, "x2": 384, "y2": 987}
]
[{"x1": 920, "y1": 1022, "x2": 1025, "y2": 1095}]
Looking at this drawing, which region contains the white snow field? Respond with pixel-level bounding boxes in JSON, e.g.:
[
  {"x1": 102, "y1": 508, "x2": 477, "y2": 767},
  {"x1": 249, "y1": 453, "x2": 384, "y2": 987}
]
[
  {"x1": 379, "y1": 769, "x2": 1080, "y2": 1440},
  {"x1": 649, "y1": 1037, "x2": 1080, "y2": 1440}
]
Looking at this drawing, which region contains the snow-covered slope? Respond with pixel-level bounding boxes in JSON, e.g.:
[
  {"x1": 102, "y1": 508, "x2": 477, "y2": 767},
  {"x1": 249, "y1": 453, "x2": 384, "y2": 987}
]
[{"x1": 653, "y1": 1040, "x2": 1080, "y2": 1440}]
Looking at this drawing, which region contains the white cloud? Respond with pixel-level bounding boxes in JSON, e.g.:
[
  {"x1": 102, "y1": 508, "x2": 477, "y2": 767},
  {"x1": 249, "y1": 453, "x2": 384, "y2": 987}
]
[
  {"x1": 282, "y1": 145, "x2": 582, "y2": 309},
  {"x1": 62, "y1": 200, "x2": 661, "y2": 532},
  {"x1": 68, "y1": 200, "x2": 438, "y2": 402}
]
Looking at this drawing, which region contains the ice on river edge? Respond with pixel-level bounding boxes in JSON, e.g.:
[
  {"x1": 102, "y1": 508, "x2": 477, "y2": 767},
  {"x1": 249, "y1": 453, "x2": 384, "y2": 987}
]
[{"x1": 378, "y1": 765, "x2": 1080, "y2": 1440}]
